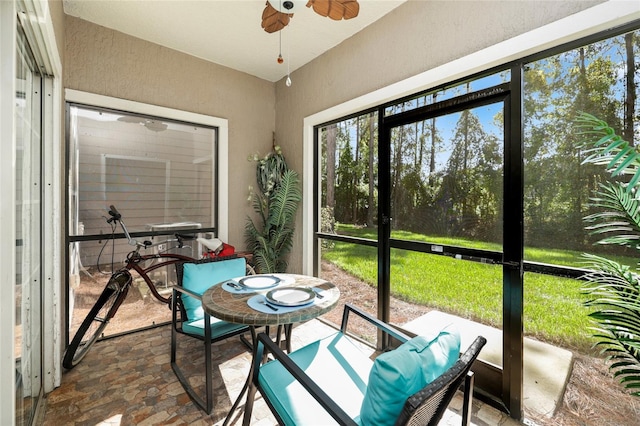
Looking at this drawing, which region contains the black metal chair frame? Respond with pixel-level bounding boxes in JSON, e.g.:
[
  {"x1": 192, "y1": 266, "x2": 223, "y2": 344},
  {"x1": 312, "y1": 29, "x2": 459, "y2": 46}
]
[
  {"x1": 250, "y1": 303, "x2": 486, "y2": 426},
  {"x1": 170, "y1": 256, "x2": 251, "y2": 414}
]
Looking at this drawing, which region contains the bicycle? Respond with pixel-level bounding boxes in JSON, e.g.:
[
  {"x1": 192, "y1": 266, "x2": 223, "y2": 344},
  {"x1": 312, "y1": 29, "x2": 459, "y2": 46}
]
[{"x1": 63, "y1": 205, "x2": 199, "y2": 369}]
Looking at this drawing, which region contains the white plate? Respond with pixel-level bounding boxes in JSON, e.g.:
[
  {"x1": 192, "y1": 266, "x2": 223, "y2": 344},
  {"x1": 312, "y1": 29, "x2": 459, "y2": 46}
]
[
  {"x1": 266, "y1": 287, "x2": 316, "y2": 307},
  {"x1": 238, "y1": 275, "x2": 281, "y2": 289}
]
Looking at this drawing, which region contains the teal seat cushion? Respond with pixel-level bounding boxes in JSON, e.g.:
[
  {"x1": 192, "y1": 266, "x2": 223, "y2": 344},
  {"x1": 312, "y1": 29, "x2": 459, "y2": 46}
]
[
  {"x1": 181, "y1": 257, "x2": 246, "y2": 321},
  {"x1": 182, "y1": 315, "x2": 247, "y2": 338},
  {"x1": 258, "y1": 331, "x2": 373, "y2": 426},
  {"x1": 359, "y1": 325, "x2": 461, "y2": 425}
]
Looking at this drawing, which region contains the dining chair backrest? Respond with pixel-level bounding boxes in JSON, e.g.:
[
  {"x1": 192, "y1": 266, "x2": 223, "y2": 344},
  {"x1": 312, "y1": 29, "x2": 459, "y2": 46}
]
[
  {"x1": 175, "y1": 255, "x2": 245, "y2": 321},
  {"x1": 171, "y1": 255, "x2": 250, "y2": 414},
  {"x1": 394, "y1": 336, "x2": 487, "y2": 426}
]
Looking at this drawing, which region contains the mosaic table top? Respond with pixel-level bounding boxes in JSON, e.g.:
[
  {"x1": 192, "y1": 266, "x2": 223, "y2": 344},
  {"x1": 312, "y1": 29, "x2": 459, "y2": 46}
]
[{"x1": 202, "y1": 274, "x2": 340, "y2": 326}]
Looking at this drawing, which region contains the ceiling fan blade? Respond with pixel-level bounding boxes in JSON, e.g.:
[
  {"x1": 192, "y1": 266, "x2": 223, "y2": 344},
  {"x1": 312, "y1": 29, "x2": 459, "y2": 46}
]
[
  {"x1": 306, "y1": 0, "x2": 359, "y2": 21},
  {"x1": 262, "y1": 1, "x2": 294, "y2": 33},
  {"x1": 340, "y1": 0, "x2": 359, "y2": 20}
]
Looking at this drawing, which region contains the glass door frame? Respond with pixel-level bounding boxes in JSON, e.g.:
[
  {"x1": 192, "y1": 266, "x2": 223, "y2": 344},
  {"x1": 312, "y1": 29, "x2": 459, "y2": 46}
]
[{"x1": 378, "y1": 81, "x2": 523, "y2": 417}]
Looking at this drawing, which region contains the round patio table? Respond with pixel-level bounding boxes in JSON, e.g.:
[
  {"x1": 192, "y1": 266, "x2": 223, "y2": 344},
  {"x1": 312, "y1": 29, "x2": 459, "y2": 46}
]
[{"x1": 202, "y1": 273, "x2": 339, "y2": 326}]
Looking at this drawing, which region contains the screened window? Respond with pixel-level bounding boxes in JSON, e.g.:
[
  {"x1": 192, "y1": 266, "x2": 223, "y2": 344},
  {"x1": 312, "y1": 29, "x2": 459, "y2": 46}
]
[
  {"x1": 523, "y1": 29, "x2": 640, "y2": 265},
  {"x1": 67, "y1": 105, "x2": 219, "y2": 337},
  {"x1": 319, "y1": 111, "x2": 379, "y2": 239}
]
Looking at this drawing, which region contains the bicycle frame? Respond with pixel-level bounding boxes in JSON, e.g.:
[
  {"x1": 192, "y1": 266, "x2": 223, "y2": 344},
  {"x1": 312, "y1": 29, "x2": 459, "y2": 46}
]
[
  {"x1": 63, "y1": 205, "x2": 201, "y2": 370},
  {"x1": 123, "y1": 251, "x2": 196, "y2": 305}
]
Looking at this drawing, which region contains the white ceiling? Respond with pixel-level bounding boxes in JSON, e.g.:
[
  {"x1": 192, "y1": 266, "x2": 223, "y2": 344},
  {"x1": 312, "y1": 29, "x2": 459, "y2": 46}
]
[{"x1": 62, "y1": 0, "x2": 407, "y2": 82}]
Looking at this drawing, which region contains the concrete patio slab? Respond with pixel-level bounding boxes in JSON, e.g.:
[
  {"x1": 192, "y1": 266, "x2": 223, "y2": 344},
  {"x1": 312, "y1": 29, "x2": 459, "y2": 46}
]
[{"x1": 403, "y1": 310, "x2": 573, "y2": 419}]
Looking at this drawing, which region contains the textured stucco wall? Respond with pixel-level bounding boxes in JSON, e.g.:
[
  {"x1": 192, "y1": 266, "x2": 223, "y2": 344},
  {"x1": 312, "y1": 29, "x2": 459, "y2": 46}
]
[
  {"x1": 48, "y1": 0, "x2": 65, "y2": 66},
  {"x1": 274, "y1": 0, "x2": 604, "y2": 272},
  {"x1": 64, "y1": 16, "x2": 276, "y2": 248}
]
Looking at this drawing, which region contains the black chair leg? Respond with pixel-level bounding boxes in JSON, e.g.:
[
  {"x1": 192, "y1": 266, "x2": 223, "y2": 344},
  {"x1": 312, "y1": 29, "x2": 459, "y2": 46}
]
[
  {"x1": 224, "y1": 326, "x2": 258, "y2": 426},
  {"x1": 171, "y1": 339, "x2": 213, "y2": 414},
  {"x1": 462, "y1": 371, "x2": 474, "y2": 426},
  {"x1": 170, "y1": 296, "x2": 214, "y2": 414},
  {"x1": 204, "y1": 312, "x2": 213, "y2": 414}
]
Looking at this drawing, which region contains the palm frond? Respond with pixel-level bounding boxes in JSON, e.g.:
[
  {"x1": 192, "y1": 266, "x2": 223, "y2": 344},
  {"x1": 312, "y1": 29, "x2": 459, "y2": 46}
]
[
  {"x1": 580, "y1": 250, "x2": 640, "y2": 393},
  {"x1": 583, "y1": 181, "x2": 640, "y2": 249},
  {"x1": 266, "y1": 170, "x2": 302, "y2": 229},
  {"x1": 576, "y1": 112, "x2": 640, "y2": 191}
]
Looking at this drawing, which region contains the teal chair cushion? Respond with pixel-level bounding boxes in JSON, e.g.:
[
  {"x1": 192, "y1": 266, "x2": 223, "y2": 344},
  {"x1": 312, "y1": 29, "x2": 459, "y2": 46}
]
[
  {"x1": 258, "y1": 331, "x2": 373, "y2": 426},
  {"x1": 359, "y1": 325, "x2": 461, "y2": 425},
  {"x1": 181, "y1": 257, "x2": 246, "y2": 321},
  {"x1": 182, "y1": 315, "x2": 247, "y2": 337}
]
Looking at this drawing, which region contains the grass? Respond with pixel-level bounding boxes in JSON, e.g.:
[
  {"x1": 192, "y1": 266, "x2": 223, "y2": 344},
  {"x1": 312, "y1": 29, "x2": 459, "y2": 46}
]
[{"x1": 322, "y1": 225, "x2": 639, "y2": 353}]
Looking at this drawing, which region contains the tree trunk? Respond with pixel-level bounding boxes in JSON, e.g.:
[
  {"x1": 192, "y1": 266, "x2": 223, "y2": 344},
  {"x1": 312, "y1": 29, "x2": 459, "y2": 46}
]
[
  {"x1": 367, "y1": 114, "x2": 375, "y2": 227},
  {"x1": 392, "y1": 126, "x2": 405, "y2": 228},
  {"x1": 624, "y1": 32, "x2": 636, "y2": 146},
  {"x1": 429, "y1": 94, "x2": 437, "y2": 186},
  {"x1": 353, "y1": 117, "x2": 360, "y2": 222},
  {"x1": 326, "y1": 124, "x2": 337, "y2": 209}
]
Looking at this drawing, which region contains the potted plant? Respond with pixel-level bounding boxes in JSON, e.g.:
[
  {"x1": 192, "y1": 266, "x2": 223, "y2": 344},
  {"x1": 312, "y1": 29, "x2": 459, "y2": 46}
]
[
  {"x1": 245, "y1": 145, "x2": 301, "y2": 273},
  {"x1": 576, "y1": 112, "x2": 640, "y2": 395}
]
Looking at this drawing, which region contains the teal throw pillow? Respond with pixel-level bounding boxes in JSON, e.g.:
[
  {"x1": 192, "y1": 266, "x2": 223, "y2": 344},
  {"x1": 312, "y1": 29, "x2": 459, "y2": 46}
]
[
  {"x1": 359, "y1": 324, "x2": 461, "y2": 425},
  {"x1": 181, "y1": 257, "x2": 246, "y2": 320}
]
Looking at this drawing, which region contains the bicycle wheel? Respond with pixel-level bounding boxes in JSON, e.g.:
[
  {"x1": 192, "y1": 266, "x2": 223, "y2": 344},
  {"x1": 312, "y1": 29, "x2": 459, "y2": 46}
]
[{"x1": 63, "y1": 271, "x2": 131, "y2": 369}]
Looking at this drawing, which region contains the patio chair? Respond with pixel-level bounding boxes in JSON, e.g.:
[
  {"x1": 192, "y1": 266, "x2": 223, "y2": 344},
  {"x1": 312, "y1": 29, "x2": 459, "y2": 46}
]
[
  {"x1": 170, "y1": 255, "x2": 250, "y2": 414},
  {"x1": 249, "y1": 303, "x2": 486, "y2": 425}
]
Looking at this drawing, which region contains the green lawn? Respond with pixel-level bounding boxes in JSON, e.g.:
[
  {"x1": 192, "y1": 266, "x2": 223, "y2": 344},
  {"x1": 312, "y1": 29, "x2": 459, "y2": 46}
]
[{"x1": 322, "y1": 225, "x2": 638, "y2": 353}]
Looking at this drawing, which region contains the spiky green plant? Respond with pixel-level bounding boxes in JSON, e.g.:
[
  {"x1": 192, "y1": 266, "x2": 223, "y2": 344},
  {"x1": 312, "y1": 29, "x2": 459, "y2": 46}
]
[
  {"x1": 245, "y1": 149, "x2": 301, "y2": 273},
  {"x1": 576, "y1": 112, "x2": 640, "y2": 395}
]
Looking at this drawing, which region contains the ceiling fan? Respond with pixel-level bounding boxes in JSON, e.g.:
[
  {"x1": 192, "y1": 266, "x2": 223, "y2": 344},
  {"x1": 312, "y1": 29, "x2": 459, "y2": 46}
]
[{"x1": 261, "y1": 0, "x2": 360, "y2": 33}]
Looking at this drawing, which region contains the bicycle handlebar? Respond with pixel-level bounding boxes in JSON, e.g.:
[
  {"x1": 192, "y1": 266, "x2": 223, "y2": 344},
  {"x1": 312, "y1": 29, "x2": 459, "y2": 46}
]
[
  {"x1": 107, "y1": 205, "x2": 149, "y2": 248},
  {"x1": 107, "y1": 205, "x2": 121, "y2": 222}
]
